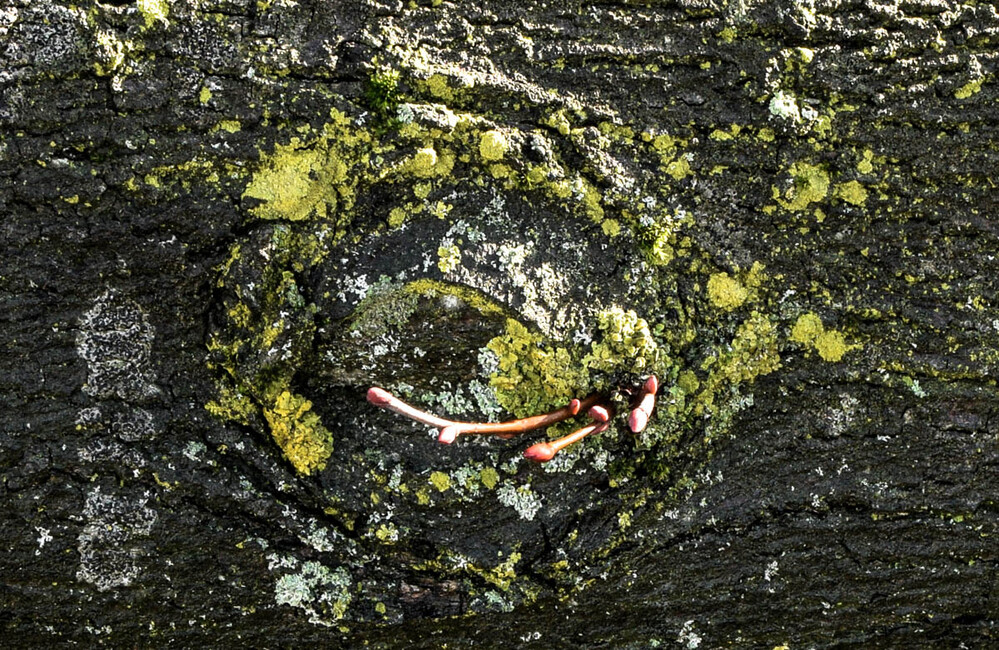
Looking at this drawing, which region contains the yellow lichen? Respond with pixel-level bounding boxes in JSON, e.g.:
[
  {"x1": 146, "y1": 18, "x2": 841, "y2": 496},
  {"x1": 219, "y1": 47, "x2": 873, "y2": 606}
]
[
  {"x1": 262, "y1": 390, "x2": 333, "y2": 476},
  {"x1": 707, "y1": 272, "x2": 748, "y2": 311},
  {"x1": 542, "y1": 110, "x2": 572, "y2": 136},
  {"x1": 790, "y1": 312, "x2": 860, "y2": 362},
  {"x1": 479, "y1": 130, "x2": 509, "y2": 161},
  {"x1": 137, "y1": 0, "x2": 171, "y2": 29},
  {"x1": 695, "y1": 312, "x2": 781, "y2": 414},
  {"x1": 204, "y1": 386, "x2": 256, "y2": 425},
  {"x1": 778, "y1": 162, "x2": 830, "y2": 212},
  {"x1": 601, "y1": 219, "x2": 621, "y2": 237},
  {"x1": 487, "y1": 319, "x2": 586, "y2": 416},
  {"x1": 584, "y1": 307, "x2": 660, "y2": 377},
  {"x1": 579, "y1": 180, "x2": 604, "y2": 220},
  {"x1": 857, "y1": 149, "x2": 875, "y2": 174},
  {"x1": 665, "y1": 156, "x2": 691, "y2": 180},
  {"x1": 436, "y1": 244, "x2": 461, "y2": 273},
  {"x1": 814, "y1": 330, "x2": 852, "y2": 362},
  {"x1": 834, "y1": 180, "x2": 868, "y2": 206},
  {"x1": 425, "y1": 74, "x2": 455, "y2": 101},
  {"x1": 388, "y1": 207, "x2": 407, "y2": 228},
  {"x1": 955, "y1": 78, "x2": 984, "y2": 99},
  {"x1": 217, "y1": 120, "x2": 242, "y2": 134},
  {"x1": 243, "y1": 110, "x2": 368, "y2": 224},
  {"x1": 479, "y1": 467, "x2": 500, "y2": 489},
  {"x1": 404, "y1": 279, "x2": 508, "y2": 317},
  {"x1": 93, "y1": 30, "x2": 128, "y2": 77},
  {"x1": 790, "y1": 312, "x2": 824, "y2": 345},
  {"x1": 429, "y1": 471, "x2": 451, "y2": 492},
  {"x1": 244, "y1": 141, "x2": 344, "y2": 221},
  {"x1": 402, "y1": 147, "x2": 440, "y2": 178}
]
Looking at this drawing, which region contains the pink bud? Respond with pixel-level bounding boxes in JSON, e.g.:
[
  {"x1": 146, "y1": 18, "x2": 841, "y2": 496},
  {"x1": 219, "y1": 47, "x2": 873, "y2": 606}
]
[
  {"x1": 438, "y1": 425, "x2": 459, "y2": 444},
  {"x1": 628, "y1": 409, "x2": 649, "y2": 433},
  {"x1": 367, "y1": 387, "x2": 392, "y2": 406},
  {"x1": 588, "y1": 405, "x2": 611, "y2": 422},
  {"x1": 524, "y1": 442, "x2": 556, "y2": 462}
]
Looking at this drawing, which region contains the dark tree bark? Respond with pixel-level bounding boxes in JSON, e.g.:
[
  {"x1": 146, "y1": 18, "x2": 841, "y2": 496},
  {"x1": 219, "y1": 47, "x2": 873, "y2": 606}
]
[{"x1": 2, "y1": 0, "x2": 997, "y2": 647}]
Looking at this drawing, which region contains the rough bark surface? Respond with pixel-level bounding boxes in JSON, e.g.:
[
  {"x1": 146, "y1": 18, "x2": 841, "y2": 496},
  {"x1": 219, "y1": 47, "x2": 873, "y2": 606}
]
[{"x1": 2, "y1": 0, "x2": 997, "y2": 647}]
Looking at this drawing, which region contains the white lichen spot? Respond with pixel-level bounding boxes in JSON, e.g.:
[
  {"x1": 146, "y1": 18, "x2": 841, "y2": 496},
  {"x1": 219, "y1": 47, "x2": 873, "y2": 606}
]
[
  {"x1": 76, "y1": 488, "x2": 157, "y2": 591},
  {"x1": 468, "y1": 379, "x2": 502, "y2": 420},
  {"x1": 183, "y1": 440, "x2": 208, "y2": 463},
  {"x1": 35, "y1": 527, "x2": 52, "y2": 555},
  {"x1": 677, "y1": 620, "x2": 702, "y2": 649},
  {"x1": 825, "y1": 393, "x2": 859, "y2": 437},
  {"x1": 77, "y1": 290, "x2": 157, "y2": 400},
  {"x1": 768, "y1": 89, "x2": 801, "y2": 123}
]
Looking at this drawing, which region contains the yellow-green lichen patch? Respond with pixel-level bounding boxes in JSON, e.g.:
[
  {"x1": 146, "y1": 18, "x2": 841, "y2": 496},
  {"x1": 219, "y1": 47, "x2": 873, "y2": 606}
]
[
  {"x1": 374, "y1": 523, "x2": 399, "y2": 543},
  {"x1": 93, "y1": 29, "x2": 129, "y2": 77},
  {"x1": 479, "y1": 467, "x2": 500, "y2": 489},
  {"x1": 243, "y1": 140, "x2": 347, "y2": 221},
  {"x1": 695, "y1": 312, "x2": 781, "y2": 414},
  {"x1": 665, "y1": 156, "x2": 692, "y2": 181},
  {"x1": 216, "y1": 120, "x2": 242, "y2": 134},
  {"x1": 205, "y1": 385, "x2": 256, "y2": 425},
  {"x1": 857, "y1": 149, "x2": 875, "y2": 174},
  {"x1": 479, "y1": 130, "x2": 509, "y2": 161},
  {"x1": 404, "y1": 279, "x2": 508, "y2": 318},
  {"x1": 397, "y1": 146, "x2": 451, "y2": 179},
  {"x1": 790, "y1": 312, "x2": 861, "y2": 362},
  {"x1": 790, "y1": 312, "x2": 824, "y2": 344},
  {"x1": 387, "y1": 206, "x2": 408, "y2": 228},
  {"x1": 487, "y1": 319, "x2": 587, "y2": 417},
  {"x1": 423, "y1": 73, "x2": 456, "y2": 102},
  {"x1": 954, "y1": 78, "x2": 984, "y2": 99},
  {"x1": 429, "y1": 471, "x2": 451, "y2": 492},
  {"x1": 834, "y1": 180, "x2": 868, "y2": 206},
  {"x1": 601, "y1": 219, "x2": 621, "y2": 237},
  {"x1": 205, "y1": 225, "x2": 336, "y2": 476},
  {"x1": 707, "y1": 272, "x2": 748, "y2": 311},
  {"x1": 778, "y1": 162, "x2": 830, "y2": 212},
  {"x1": 485, "y1": 307, "x2": 667, "y2": 418},
  {"x1": 243, "y1": 110, "x2": 370, "y2": 224},
  {"x1": 262, "y1": 390, "x2": 333, "y2": 476},
  {"x1": 437, "y1": 244, "x2": 461, "y2": 273},
  {"x1": 137, "y1": 0, "x2": 171, "y2": 29},
  {"x1": 705, "y1": 263, "x2": 765, "y2": 312},
  {"x1": 814, "y1": 330, "x2": 853, "y2": 363},
  {"x1": 584, "y1": 307, "x2": 661, "y2": 378}
]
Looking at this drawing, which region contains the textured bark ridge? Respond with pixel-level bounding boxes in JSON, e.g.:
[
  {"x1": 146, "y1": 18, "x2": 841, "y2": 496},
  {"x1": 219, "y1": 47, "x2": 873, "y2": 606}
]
[{"x1": 2, "y1": 0, "x2": 997, "y2": 646}]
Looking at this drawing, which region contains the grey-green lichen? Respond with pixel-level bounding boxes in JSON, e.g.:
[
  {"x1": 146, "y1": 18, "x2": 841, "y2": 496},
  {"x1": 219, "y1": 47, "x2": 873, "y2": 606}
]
[{"x1": 272, "y1": 556, "x2": 353, "y2": 625}]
